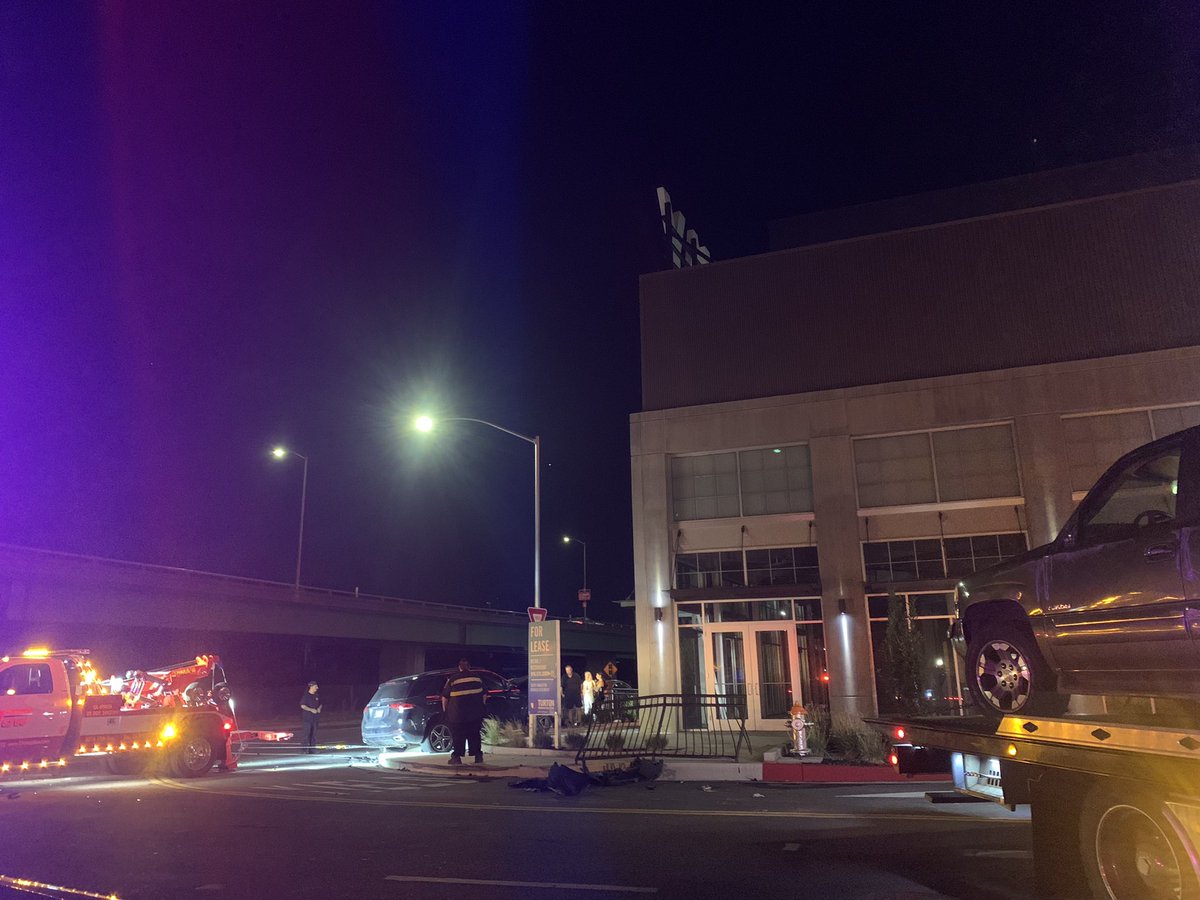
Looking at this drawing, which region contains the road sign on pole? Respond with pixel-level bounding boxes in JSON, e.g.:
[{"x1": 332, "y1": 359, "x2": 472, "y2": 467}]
[
  {"x1": 528, "y1": 606, "x2": 548, "y2": 623},
  {"x1": 577, "y1": 589, "x2": 591, "y2": 604}
]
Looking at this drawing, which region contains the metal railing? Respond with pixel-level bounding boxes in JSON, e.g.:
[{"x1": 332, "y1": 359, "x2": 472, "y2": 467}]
[{"x1": 575, "y1": 693, "x2": 752, "y2": 767}]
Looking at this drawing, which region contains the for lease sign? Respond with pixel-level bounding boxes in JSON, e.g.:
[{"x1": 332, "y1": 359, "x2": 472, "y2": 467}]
[{"x1": 527, "y1": 620, "x2": 561, "y2": 716}]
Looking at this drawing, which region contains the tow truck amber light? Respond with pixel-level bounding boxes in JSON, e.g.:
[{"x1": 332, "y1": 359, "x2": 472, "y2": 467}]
[
  {"x1": 160, "y1": 724, "x2": 177, "y2": 741},
  {"x1": 1007, "y1": 744, "x2": 1018, "y2": 757},
  {"x1": 21, "y1": 648, "x2": 50, "y2": 658}
]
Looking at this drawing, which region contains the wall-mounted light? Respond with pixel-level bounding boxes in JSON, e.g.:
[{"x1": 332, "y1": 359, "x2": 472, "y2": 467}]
[
  {"x1": 837, "y1": 598, "x2": 847, "y2": 616},
  {"x1": 654, "y1": 607, "x2": 664, "y2": 622}
]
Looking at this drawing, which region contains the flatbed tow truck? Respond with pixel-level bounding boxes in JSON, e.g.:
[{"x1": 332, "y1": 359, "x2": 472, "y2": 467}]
[
  {"x1": 880, "y1": 711, "x2": 1200, "y2": 900},
  {"x1": 0, "y1": 648, "x2": 290, "y2": 778}
]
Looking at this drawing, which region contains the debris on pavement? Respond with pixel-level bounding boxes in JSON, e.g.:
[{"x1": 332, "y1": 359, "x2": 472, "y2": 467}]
[{"x1": 509, "y1": 758, "x2": 664, "y2": 797}]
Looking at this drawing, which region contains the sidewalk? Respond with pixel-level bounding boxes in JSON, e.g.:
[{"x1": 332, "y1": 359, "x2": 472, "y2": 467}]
[{"x1": 240, "y1": 720, "x2": 950, "y2": 786}]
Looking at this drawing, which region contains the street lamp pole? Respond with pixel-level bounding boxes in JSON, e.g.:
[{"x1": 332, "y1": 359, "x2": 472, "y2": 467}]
[
  {"x1": 416, "y1": 416, "x2": 541, "y2": 609},
  {"x1": 272, "y1": 447, "x2": 309, "y2": 592}
]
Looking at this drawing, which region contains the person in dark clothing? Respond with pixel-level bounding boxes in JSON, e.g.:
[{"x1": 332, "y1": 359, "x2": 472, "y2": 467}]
[
  {"x1": 300, "y1": 681, "x2": 322, "y2": 753},
  {"x1": 561, "y1": 665, "x2": 583, "y2": 726},
  {"x1": 441, "y1": 659, "x2": 486, "y2": 765}
]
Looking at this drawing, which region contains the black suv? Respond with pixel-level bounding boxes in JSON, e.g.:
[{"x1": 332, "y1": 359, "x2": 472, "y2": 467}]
[{"x1": 361, "y1": 668, "x2": 525, "y2": 752}]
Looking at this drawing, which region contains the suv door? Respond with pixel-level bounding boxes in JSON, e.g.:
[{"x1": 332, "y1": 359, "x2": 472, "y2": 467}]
[{"x1": 1046, "y1": 433, "x2": 1197, "y2": 681}]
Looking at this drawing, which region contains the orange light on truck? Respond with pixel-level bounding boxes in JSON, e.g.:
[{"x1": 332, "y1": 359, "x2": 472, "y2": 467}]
[
  {"x1": 21, "y1": 648, "x2": 50, "y2": 658},
  {"x1": 161, "y1": 724, "x2": 177, "y2": 741}
]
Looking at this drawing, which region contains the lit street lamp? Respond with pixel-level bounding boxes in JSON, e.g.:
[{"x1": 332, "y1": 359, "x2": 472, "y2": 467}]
[
  {"x1": 271, "y1": 446, "x2": 308, "y2": 592},
  {"x1": 414, "y1": 415, "x2": 542, "y2": 608}
]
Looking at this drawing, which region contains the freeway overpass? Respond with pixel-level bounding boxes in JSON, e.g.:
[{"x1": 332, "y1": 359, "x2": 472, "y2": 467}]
[{"x1": 0, "y1": 544, "x2": 635, "y2": 719}]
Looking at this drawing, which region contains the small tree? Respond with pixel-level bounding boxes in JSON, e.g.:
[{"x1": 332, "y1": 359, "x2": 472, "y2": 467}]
[{"x1": 880, "y1": 590, "x2": 925, "y2": 714}]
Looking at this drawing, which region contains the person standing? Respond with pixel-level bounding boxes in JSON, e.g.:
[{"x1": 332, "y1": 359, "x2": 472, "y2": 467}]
[
  {"x1": 300, "y1": 681, "x2": 322, "y2": 754},
  {"x1": 562, "y1": 665, "x2": 583, "y2": 726},
  {"x1": 441, "y1": 659, "x2": 486, "y2": 765},
  {"x1": 581, "y1": 671, "x2": 595, "y2": 718}
]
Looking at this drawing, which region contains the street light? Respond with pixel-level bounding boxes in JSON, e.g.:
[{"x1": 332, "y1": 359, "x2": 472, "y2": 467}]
[
  {"x1": 271, "y1": 446, "x2": 308, "y2": 592},
  {"x1": 413, "y1": 415, "x2": 542, "y2": 608}
]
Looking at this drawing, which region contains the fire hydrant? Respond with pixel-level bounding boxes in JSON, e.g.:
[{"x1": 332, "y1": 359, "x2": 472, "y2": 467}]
[{"x1": 789, "y1": 703, "x2": 810, "y2": 756}]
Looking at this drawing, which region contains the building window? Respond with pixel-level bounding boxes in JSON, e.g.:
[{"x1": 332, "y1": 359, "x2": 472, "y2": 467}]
[
  {"x1": 675, "y1": 546, "x2": 819, "y2": 590},
  {"x1": 854, "y1": 433, "x2": 936, "y2": 507},
  {"x1": 853, "y1": 424, "x2": 1020, "y2": 508},
  {"x1": 673, "y1": 550, "x2": 745, "y2": 589},
  {"x1": 1062, "y1": 412, "x2": 1153, "y2": 494},
  {"x1": 867, "y1": 592, "x2": 962, "y2": 715},
  {"x1": 739, "y1": 446, "x2": 813, "y2": 516},
  {"x1": 671, "y1": 452, "x2": 740, "y2": 521},
  {"x1": 931, "y1": 426, "x2": 1021, "y2": 501},
  {"x1": 671, "y1": 445, "x2": 813, "y2": 521},
  {"x1": 1063, "y1": 405, "x2": 1200, "y2": 494},
  {"x1": 862, "y1": 532, "x2": 1027, "y2": 583}
]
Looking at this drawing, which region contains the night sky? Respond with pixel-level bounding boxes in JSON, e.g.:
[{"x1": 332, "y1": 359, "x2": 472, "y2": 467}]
[{"x1": 2, "y1": 3, "x2": 1198, "y2": 621}]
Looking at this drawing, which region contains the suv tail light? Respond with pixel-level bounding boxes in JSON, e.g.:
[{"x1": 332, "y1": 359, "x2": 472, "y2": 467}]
[{"x1": 390, "y1": 702, "x2": 414, "y2": 711}]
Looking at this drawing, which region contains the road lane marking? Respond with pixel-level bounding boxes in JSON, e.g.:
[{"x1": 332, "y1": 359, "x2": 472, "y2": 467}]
[
  {"x1": 963, "y1": 850, "x2": 1033, "y2": 859},
  {"x1": 783, "y1": 843, "x2": 800, "y2": 852},
  {"x1": 152, "y1": 777, "x2": 1025, "y2": 824},
  {"x1": 385, "y1": 875, "x2": 656, "y2": 893}
]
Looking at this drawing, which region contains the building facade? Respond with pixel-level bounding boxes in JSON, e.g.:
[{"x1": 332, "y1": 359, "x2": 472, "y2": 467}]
[{"x1": 630, "y1": 150, "x2": 1200, "y2": 721}]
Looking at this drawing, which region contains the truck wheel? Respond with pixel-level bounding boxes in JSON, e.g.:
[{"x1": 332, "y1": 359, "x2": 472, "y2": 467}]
[
  {"x1": 104, "y1": 754, "x2": 147, "y2": 777},
  {"x1": 1080, "y1": 783, "x2": 1199, "y2": 900},
  {"x1": 966, "y1": 622, "x2": 1068, "y2": 719},
  {"x1": 171, "y1": 733, "x2": 215, "y2": 778}
]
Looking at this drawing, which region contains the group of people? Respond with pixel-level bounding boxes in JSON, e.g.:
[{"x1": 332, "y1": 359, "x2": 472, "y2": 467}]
[{"x1": 560, "y1": 664, "x2": 607, "y2": 726}]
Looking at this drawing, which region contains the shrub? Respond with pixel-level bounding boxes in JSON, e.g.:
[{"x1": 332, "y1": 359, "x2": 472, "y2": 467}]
[
  {"x1": 564, "y1": 732, "x2": 587, "y2": 750},
  {"x1": 532, "y1": 731, "x2": 554, "y2": 749},
  {"x1": 824, "y1": 713, "x2": 890, "y2": 764},
  {"x1": 481, "y1": 717, "x2": 503, "y2": 746},
  {"x1": 644, "y1": 734, "x2": 669, "y2": 752},
  {"x1": 604, "y1": 732, "x2": 626, "y2": 750},
  {"x1": 498, "y1": 719, "x2": 528, "y2": 747},
  {"x1": 803, "y1": 704, "x2": 830, "y2": 757}
]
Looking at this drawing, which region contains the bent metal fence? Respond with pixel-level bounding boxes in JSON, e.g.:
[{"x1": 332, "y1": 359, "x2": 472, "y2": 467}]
[{"x1": 575, "y1": 693, "x2": 751, "y2": 767}]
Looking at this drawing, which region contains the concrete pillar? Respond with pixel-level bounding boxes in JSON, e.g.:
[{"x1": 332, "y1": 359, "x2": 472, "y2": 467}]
[
  {"x1": 378, "y1": 643, "x2": 425, "y2": 683},
  {"x1": 809, "y1": 434, "x2": 877, "y2": 717},
  {"x1": 1013, "y1": 413, "x2": 1075, "y2": 547},
  {"x1": 631, "y1": 442, "x2": 679, "y2": 696}
]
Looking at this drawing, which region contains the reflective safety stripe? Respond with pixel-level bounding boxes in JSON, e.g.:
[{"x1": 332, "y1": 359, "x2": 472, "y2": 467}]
[{"x1": 446, "y1": 676, "x2": 483, "y2": 698}]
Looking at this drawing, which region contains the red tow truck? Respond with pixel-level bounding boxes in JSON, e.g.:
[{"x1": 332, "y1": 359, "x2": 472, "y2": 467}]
[{"x1": 0, "y1": 648, "x2": 284, "y2": 778}]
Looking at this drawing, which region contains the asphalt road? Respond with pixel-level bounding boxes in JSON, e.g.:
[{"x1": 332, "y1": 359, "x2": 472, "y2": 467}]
[{"x1": 0, "y1": 751, "x2": 1036, "y2": 900}]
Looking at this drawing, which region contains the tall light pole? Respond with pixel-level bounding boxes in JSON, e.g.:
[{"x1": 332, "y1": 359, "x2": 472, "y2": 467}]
[
  {"x1": 562, "y1": 535, "x2": 588, "y2": 622},
  {"x1": 414, "y1": 415, "x2": 541, "y2": 609},
  {"x1": 272, "y1": 446, "x2": 308, "y2": 592}
]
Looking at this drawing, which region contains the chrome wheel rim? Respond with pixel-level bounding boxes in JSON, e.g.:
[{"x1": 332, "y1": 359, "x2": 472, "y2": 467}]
[
  {"x1": 429, "y1": 725, "x2": 453, "y2": 753},
  {"x1": 975, "y1": 639, "x2": 1032, "y2": 712},
  {"x1": 182, "y1": 737, "x2": 211, "y2": 771},
  {"x1": 1095, "y1": 804, "x2": 1182, "y2": 900}
]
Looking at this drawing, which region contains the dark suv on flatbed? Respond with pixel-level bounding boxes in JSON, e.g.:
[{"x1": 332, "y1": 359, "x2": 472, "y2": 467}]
[{"x1": 957, "y1": 426, "x2": 1200, "y2": 718}]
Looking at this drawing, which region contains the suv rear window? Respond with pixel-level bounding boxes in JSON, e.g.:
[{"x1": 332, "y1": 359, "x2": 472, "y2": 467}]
[{"x1": 370, "y1": 674, "x2": 446, "y2": 703}]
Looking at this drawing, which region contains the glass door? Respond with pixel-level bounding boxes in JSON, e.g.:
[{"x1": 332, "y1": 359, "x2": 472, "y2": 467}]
[{"x1": 705, "y1": 625, "x2": 799, "y2": 729}]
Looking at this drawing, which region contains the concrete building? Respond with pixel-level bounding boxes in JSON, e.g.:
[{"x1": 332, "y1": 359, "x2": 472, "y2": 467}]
[{"x1": 630, "y1": 148, "x2": 1200, "y2": 723}]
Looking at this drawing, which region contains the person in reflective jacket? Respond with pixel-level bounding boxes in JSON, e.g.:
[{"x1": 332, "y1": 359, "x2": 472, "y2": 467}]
[{"x1": 441, "y1": 659, "x2": 486, "y2": 765}]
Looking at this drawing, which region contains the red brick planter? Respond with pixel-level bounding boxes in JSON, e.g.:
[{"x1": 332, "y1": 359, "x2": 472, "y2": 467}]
[{"x1": 762, "y1": 761, "x2": 952, "y2": 784}]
